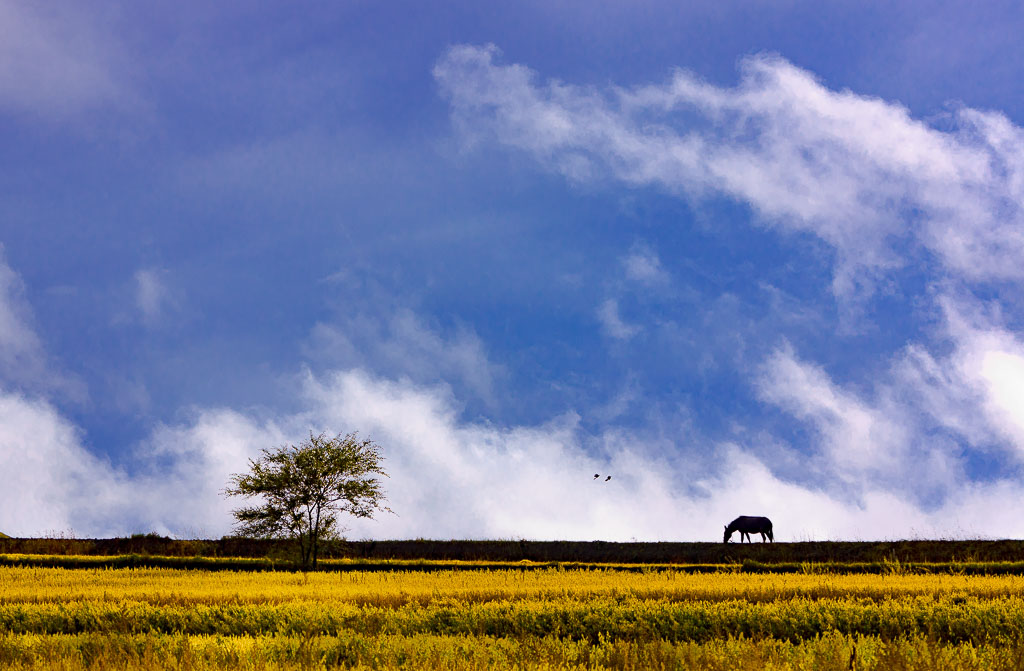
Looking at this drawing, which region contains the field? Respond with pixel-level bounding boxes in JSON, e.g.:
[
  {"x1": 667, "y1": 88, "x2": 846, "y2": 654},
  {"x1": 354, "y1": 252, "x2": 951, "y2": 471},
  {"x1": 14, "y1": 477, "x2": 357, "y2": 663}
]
[{"x1": 4, "y1": 554, "x2": 1024, "y2": 669}]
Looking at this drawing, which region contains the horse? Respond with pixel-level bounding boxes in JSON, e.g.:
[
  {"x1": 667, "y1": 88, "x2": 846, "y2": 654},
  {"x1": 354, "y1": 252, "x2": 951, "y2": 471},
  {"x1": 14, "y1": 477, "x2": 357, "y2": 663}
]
[{"x1": 723, "y1": 516, "x2": 774, "y2": 543}]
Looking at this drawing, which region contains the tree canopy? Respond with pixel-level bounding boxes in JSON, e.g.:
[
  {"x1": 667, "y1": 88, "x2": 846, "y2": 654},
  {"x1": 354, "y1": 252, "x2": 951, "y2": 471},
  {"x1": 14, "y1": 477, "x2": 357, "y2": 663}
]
[{"x1": 224, "y1": 432, "x2": 389, "y2": 569}]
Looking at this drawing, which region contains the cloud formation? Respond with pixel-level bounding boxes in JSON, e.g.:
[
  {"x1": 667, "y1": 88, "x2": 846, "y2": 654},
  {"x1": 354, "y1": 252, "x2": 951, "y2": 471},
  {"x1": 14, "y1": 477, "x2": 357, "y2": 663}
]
[
  {"x1": 0, "y1": 251, "x2": 47, "y2": 388},
  {"x1": 0, "y1": 250, "x2": 82, "y2": 399},
  {"x1": 306, "y1": 307, "x2": 503, "y2": 406},
  {"x1": 596, "y1": 298, "x2": 641, "y2": 340},
  {"x1": 0, "y1": 391, "x2": 118, "y2": 536},
  {"x1": 431, "y1": 43, "x2": 1024, "y2": 540},
  {"x1": 758, "y1": 345, "x2": 909, "y2": 480},
  {"x1": 7, "y1": 359, "x2": 1024, "y2": 540},
  {"x1": 4, "y1": 41, "x2": 1024, "y2": 544},
  {"x1": 751, "y1": 290, "x2": 1024, "y2": 517},
  {"x1": 622, "y1": 246, "x2": 670, "y2": 287},
  {"x1": 0, "y1": 3, "x2": 128, "y2": 118},
  {"x1": 434, "y1": 45, "x2": 1024, "y2": 295},
  {"x1": 912, "y1": 296, "x2": 1024, "y2": 460}
]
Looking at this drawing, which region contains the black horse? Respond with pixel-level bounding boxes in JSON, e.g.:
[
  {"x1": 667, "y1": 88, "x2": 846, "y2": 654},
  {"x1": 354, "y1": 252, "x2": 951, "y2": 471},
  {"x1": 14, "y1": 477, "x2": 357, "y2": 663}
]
[{"x1": 723, "y1": 516, "x2": 774, "y2": 543}]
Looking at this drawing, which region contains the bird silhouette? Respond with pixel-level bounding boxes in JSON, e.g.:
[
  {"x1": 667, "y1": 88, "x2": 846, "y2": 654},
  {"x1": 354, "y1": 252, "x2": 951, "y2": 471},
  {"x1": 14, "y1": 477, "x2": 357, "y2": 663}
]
[
  {"x1": 605, "y1": 476, "x2": 612, "y2": 481},
  {"x1": 593, "y1": 474, "x2": 600, "y2": 479}
]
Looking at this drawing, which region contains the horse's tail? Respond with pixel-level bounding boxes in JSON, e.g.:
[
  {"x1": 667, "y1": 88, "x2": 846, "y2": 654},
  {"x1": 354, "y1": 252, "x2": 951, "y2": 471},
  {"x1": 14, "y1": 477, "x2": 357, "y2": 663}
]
[{"x1": 767, "y1": 524, "x2": 774, "y2": 542}]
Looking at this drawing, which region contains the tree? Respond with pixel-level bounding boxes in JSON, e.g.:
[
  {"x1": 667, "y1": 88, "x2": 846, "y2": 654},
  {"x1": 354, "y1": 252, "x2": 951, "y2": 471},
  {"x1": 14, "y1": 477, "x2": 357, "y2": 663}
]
[{"x1": 224, "y1": 432, "x2": 389, "y2": 569}]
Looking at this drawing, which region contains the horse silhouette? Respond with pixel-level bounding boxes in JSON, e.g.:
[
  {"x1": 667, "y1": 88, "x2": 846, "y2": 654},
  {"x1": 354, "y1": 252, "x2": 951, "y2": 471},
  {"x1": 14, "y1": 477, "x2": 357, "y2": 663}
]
[{"x1": 723, "y1": 516, "x2": 773, "y2": 543}]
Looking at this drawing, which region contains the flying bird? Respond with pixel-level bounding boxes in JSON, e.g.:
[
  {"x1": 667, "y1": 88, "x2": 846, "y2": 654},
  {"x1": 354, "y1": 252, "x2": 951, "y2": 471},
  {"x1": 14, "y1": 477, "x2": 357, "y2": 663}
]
[
  {"x1": 593, "y1": 474, "x2": 600, "y2": 479},
  {"x1": 605, "y1": 476, "x2": 612, "y2": 481}
]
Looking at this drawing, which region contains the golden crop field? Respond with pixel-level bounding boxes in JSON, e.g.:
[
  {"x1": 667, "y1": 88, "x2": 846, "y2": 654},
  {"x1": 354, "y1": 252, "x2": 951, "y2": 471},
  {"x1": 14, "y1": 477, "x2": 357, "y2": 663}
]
[{"x1": 3, "y1": 562, "x2": 1024, "y2": 669}]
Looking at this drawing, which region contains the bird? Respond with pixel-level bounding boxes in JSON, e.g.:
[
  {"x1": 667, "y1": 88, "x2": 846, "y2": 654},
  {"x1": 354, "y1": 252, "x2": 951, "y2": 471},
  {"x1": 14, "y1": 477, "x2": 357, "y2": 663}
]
[
  {"x1": 593, "y1": 474, "x2": 600, "y2": 479},
  {"x1": 605, "y1": 476, "x2": 612, "y2": 481}
]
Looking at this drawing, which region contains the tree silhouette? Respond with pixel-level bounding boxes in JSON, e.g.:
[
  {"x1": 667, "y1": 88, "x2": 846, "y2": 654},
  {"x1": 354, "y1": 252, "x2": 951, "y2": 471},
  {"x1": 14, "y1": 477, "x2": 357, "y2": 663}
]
[{"x1": 224, "y1": 432, "x2": 390, "y2": 569}]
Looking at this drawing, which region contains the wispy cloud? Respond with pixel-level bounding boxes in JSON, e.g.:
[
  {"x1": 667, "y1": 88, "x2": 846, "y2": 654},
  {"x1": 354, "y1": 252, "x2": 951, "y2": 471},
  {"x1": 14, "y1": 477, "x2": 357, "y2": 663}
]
[
  {"x1": 920, "y1": 294, "x2": 1024, "y2": 459},
  {"x1": 597, "y1": 298, "x2": 641, "y2": 340},
  {"x1": 753, "y1": 286, "x2": 1024, "y2": 515},
  {"x1": 434, "y1": 45, "x2": 1024, "y2": 297},
  {"x1": 758, "y1": 345, "x2": 909, "y2": 478},
  {"x1": 622, "y1": 245, "x2": 670, "y2": 286},
  {"x1": 306, "y1": 307, "x2": 504, "y2": 407},
  {"x1": 0, "y1": 4, "x2": 129, "y2": 119},
  {"x1": 134, "y1": 268, "x2": 173, "y2": 326},
  {"x1": 0, "y1": 249, "x2": 81, "y2": 398},
  {"x1": 0, "y1": 251, "x2": 46, "y2": 385}
]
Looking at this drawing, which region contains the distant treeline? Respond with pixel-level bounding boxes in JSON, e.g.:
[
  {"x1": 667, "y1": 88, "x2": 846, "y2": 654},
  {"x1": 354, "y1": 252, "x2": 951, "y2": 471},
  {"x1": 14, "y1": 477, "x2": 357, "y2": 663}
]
[{"x1": 1, "y1": 535, "x2": 1023, "y2": 564}]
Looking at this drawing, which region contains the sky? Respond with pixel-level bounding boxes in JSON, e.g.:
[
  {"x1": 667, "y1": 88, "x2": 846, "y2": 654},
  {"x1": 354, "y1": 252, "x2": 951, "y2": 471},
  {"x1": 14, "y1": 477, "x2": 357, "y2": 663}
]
[{"x1": 2, "y1": 1, "x2": 1024, "y2": 541}]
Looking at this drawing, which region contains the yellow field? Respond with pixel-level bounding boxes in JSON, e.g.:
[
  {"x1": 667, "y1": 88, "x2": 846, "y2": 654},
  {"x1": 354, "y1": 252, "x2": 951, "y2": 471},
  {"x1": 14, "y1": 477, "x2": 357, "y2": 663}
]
[{"x1": 3, "y1": 563, "x2": 1024, "y2": 669}]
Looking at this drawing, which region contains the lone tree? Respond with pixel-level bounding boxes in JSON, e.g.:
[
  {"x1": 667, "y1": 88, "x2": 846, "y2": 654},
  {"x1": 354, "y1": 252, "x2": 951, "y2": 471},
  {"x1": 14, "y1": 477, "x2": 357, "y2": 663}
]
[{"x1": 224, "y1": 432, "x2": 389, "y2": 569}]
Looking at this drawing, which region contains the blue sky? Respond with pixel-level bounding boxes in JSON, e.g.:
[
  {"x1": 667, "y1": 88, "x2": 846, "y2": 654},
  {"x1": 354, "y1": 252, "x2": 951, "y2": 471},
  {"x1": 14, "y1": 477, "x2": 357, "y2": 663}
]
[{"x1": 3, "y1": 2, "x2": 1024, "y2": 540}]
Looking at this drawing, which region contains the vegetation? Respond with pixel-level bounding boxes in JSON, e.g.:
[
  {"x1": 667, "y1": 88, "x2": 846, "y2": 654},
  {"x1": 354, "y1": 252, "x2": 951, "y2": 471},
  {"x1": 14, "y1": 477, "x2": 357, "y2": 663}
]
[
  {"x1": 5, "y1": 563, "x2": 1024, "y2": 668},
  {"x1": 10, "y1": 552, "x2": 1024, "y2": 576},
  {"x1": 4, "y1": 536, "x2": 1024, "y2": 564},
  {"x1": 224, "y1": 432, "x2": 390, "y2": 570},
  {"x1": 7, "y1": 631, "x2": 1024, "y2": 670}
]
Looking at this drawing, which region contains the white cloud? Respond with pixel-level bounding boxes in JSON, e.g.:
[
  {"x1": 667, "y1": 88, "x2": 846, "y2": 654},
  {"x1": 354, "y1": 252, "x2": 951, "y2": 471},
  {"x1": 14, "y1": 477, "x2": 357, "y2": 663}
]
[
  {"x1": 924, "y1": 295, "x2": 1024, "y2": 459},
  {"x1": 597, "y1": 298, "x2": 641, "y2": 340},
  {"x1": 135, "y1": 409, "x2": 295, "y2": 537},
  {"x1": 435, "y1": 45, "x2": 1024, "y2": 295},
  {"x1": 0, "y1": 391, "x2": 121, "y2": 536},
  {"x1": 757, "y1": 345, "x2": 909, "y2": 479},
  {"x1": 0, "y1": 4, "x2": 128, "y2": 118},
  {"x1": 213, "y1": 369, "x2": 1024, "y2": 540},
  {"x1": 289, "y1": 369, "x2": 948, "y2": 541},
  {"x1": 622, "y1": 246, "x2": 669, "y2": 286},
  {"x1": 134, "y1": 268, "x2": 172, "y2": 325},
  {"x1": 6, "y1": 362, "x2": 1024, "y2": 540},
  {"x1": 0, "y1": 393, "x2": 287, "y2": 538}
]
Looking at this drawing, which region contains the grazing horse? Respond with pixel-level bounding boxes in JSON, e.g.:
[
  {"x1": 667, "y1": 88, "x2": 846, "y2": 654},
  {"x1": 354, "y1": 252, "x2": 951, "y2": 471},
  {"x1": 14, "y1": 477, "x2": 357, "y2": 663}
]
[{"x1": 723, "y1": 516, "x2": 774, "y2": 543}]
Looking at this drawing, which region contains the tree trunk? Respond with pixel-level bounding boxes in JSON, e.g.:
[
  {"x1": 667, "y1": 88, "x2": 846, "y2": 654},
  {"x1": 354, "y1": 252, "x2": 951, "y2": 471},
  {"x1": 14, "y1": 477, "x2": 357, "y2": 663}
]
[{"x1": 312, "y1": 505, "x2": 321, "y2": 569}]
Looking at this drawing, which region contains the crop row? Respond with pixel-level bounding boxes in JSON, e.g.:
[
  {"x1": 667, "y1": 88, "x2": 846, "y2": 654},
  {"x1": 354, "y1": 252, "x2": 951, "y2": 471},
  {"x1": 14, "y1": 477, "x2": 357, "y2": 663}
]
[
  {"x1": 3, "y1": 595, "x2": 1024, "y2": 644},
  {"x1": 7, "y1": 565, "x2": 1024, "y2": 668},
  {"x1": 2, "y1": 631, "x2": 1024, "y2": 670},
  {"x1": 5, "y1": 566, "x2": 1024, "y2": 607},
  {"x1": 8, "y1": 552, "x2": 1024, "y2": 576}
]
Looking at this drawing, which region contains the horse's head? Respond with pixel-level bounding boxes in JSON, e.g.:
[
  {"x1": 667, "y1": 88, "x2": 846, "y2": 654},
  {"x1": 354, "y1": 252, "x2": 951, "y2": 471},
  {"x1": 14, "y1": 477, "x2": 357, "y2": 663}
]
[{"x1": 723, "y1": 525, "x2": 732, "y2": 544}]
